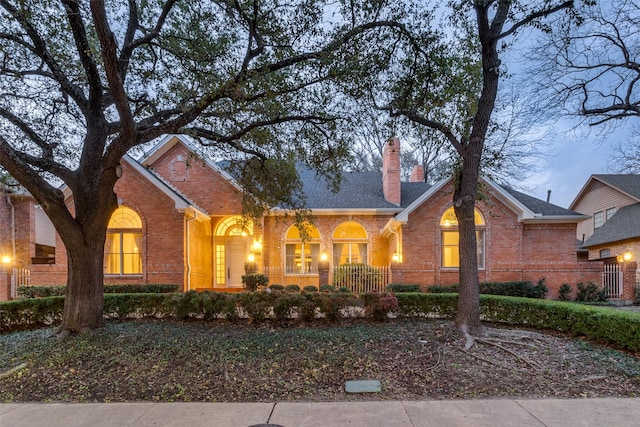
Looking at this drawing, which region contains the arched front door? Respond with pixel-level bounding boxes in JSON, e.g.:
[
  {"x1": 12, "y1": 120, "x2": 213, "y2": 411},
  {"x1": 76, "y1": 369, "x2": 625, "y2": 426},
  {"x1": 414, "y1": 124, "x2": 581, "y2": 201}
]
[{"x1": 214, "y1": 216, "x2": 252, "y2": 288}]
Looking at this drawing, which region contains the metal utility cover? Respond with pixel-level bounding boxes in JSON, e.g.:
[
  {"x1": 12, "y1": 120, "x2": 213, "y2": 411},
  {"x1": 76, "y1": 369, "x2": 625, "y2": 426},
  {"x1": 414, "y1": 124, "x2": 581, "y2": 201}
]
[{"x1": 345, "y1": 380, "x2": 381, "y2": 393}]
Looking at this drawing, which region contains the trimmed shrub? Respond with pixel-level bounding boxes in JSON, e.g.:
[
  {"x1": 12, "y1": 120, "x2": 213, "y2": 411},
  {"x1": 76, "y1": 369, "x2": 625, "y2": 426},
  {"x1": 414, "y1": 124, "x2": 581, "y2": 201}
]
[
  {"x1": 271, "y1": 291, "x2": 304, "y2": 321},
  {"x1": 241, "y1": 274, "x2": 269, "y2": 292},
  {"x1": 575, "y1": 282, "x2": 608, "y2": 302},
  {"x1": 427, "y1": 284, "x2": 458, "y2": 294},
  {"x1": 386, "y1": 283, "x2": 421, "y2": 293},
  {"x1": 395, "y1": 293, "x2": 458, "y2": 318},
  {"x1": 269, "y1": 284, "x2": 285, "y2": 291},
  {"x1": 0, "y1": 296, "x2": 65, "y2": 332},
  {"x1": 302, "y1": 285, "x2": 318, "y2": 293},
  {"x1": 319, "y1": 284, "x2": 336, "y2": 293},
  {"x1": 18, "y1": 284, "x2": 180, "y2": 299},
  {"x1": 285, "y1": 284, "x2": 300, "y2": 293},
  {"x1": 558, "y1": 283, "x2": 572, "y2": 301},
  {"x1": 427, "y1": 281, "x2": 547, "y2": 299},
  {"x1": 337, "y1": 287, "x2": 352, "y2": 293},
  {"x1": 479, "y1": 295, "x2": 640, "y2": 352},
  {"x1": 361, "y1": 292, "x2": 399, "y2": 321}
]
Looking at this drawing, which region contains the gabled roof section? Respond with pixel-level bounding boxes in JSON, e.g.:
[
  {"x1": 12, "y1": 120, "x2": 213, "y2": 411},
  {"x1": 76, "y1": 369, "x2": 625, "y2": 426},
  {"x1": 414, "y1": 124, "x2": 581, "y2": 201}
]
[
  {"x1": 293, "y1": 166, "x2": 431, "y2": 213},
  {"x1": 140, "y1": 134, "x2": 242, "y2": 192},
  {"x1": 569, "y1": 174, "x2": 640, "y2": 210},
  {"x1": 394, "y1": 176, "x2": 587, "y2": 224},
  {"x1": 121, "y1": 155, "x2": 209, "y2": 218},
  {"x1": 582, "y1": 203, "x2": 640, "y2": 248}
]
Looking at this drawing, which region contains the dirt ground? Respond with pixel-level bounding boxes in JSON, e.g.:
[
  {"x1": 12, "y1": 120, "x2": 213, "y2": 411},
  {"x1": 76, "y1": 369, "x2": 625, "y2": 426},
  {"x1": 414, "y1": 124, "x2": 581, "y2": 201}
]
[{"x1": 1, "y1": 318, "x2": 639, "y2": 402}]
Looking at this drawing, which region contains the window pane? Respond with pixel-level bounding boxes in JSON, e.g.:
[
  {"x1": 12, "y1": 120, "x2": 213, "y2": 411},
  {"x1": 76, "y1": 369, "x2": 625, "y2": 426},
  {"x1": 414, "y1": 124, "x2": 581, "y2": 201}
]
[
  {"x1": 286, "y1": 243, "x2": 300, "y2": 273},
  {"x1": 104, "y1": 233, "x2": 121, "y2": 274},
  {"x1": 477, "y1": 230, "x2": 485, "y2": 269},
  {"x1": 594, "y1": 211, "x2": 604, "y2": 229},
  {"x1": 333, "y1": 243, "x2": 347, "y2": 265},
  {"x1": 333, "y1": 221, "x2": 367, "y2": 239},
  {"x1": 442, "y1": 231, "x2": 459, "y2": 267}
]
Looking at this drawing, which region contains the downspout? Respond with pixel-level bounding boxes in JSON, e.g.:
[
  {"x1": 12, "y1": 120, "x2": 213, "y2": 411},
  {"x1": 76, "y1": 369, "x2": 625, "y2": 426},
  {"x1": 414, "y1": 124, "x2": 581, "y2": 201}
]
[{"x1": 185, "y1": 210, "x2": 198, "y2": 291}]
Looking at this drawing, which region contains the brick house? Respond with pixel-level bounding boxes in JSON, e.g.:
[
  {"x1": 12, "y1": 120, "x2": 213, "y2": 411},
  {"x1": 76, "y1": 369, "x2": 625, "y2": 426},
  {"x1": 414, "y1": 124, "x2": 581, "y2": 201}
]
[
  {"x1": 1, "y1": 135, "x2": 605, "y2": 299},
  {"x1": 570, "y1": 174, "x2": 640, "y2": 303}
]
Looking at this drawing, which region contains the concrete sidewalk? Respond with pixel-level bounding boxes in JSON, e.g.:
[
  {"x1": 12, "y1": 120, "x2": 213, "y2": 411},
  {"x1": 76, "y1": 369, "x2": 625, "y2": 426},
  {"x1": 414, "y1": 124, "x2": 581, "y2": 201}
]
[{"x1": 1, "y1": 398, "x2": 639, "y2": 427}]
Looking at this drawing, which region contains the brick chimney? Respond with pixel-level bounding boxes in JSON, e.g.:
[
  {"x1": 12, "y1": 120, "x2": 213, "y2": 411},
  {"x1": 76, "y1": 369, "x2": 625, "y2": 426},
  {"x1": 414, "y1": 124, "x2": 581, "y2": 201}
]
[
  {"x1": 409, "y1": 165, "x2": 424, "y2": 182},
  {"x1": 382, "y1": 137, "x2": 401, "y2": 205}
]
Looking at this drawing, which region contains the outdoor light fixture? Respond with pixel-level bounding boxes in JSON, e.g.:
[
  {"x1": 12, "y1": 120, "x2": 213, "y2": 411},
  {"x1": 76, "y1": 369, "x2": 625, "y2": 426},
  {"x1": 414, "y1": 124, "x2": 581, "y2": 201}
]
[
  {"x1": 247, "y1": 253, "x2": 255, "y2": 263},
  {"x1": 617, "y1": 250, "x2": 633, "y2": 263},
  {"x1": 252, "y1": 240, "x2": 262, "y2": 254},
  {"x1": 1, "y1": 255, "x2": 11, "y2": 264},
  {"x1": 392, "y1": 252, "x2": 402, "y2": 263},
  {"x1": 320, "y1": 252, "x2": 328, "y2": 262}
]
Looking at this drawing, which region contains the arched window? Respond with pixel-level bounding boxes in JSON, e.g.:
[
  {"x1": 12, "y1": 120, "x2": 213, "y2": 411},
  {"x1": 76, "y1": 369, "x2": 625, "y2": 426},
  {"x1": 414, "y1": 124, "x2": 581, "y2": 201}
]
[
  {"x1": 440, "y1": 207, "x2": 485, "y2": 269},
  {"x1": 285, "y1": 223, "x2": 320, "y2": 274},
  {"x1": 333, "y1": 221, "x2": 368, "y2": 265},
  {"x1": 104, "y1": 206, "x2": 142, "y2": 275}
]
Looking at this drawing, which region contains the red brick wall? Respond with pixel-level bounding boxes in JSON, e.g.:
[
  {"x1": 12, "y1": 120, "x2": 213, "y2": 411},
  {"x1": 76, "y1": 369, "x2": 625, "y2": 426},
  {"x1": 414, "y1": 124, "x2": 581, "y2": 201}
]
[
  {"x1": 148, "y1": 143, "x2": 243, "y2": 215},
  {"x1": 391, "y1": 182, "x2": 602, "y2": 298}
]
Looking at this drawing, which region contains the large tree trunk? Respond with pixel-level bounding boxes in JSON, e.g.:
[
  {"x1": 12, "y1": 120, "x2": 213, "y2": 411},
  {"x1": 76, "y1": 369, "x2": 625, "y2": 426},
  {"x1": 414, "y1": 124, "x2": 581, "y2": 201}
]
[
  {"x1": 453, "y1": 150, "x2": 483, "y2": 336},
  {"x1": 58, "y1": 230, "x2": 108, "y2": 335}
]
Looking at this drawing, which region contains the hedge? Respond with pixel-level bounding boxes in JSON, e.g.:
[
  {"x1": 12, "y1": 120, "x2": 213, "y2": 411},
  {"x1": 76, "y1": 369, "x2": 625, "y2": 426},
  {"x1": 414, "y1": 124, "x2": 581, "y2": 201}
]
[
  {"x1": 2, "y1": 292, "x2": 639, "y2": 352},
  {"x1": 17, "y1": 284, "x2": 180, "y2": 299},
  {"x1": 427, "y1": 280, "x2": 548, "y2": 299}
]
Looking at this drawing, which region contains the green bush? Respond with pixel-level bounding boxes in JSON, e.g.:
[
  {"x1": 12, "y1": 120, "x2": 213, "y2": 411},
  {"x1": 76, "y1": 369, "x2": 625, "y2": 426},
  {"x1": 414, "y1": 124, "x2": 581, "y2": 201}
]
[
  {"x1": 0, "y1": 296, "x2": 65, "y2": 332},
  {"x1": 3, "y1": 290, "x2": 639, "y2": 353},
  {"x1": 427, "y1": 284, "x2": 458, "y2": 294},
  {"x1": 241, "y1": 274, "x2": 269, "y2": 292},
  {"x1": 558, "y1": 283, "x2": 572, "y2": 301},
  {"x1": 302, "y1": 285, "x2": 318, "y2": 293},
  {"x1": 18, "y1": 284, "x2": 180, "y2": 299},
  {"x1": 575, "y1": 282, "x2": 608, "y2": 302},
  {"x1": 361, "y1": 292, "x2": 399, "y2": 321},
  {"x1": 386, "y1": 283, "x2": 421, "y2": 293},
  {"x1": 269, "y1": 284, "x2": 285, "y2": 291},
  {"x1": 479, "y1": 295, "x2": 640, "y2": 352},
  {"x1": 395, "y1": 293, "x2": 458, "y2": 318},
  {"x1": 427, "y1": 281, "x2": 547, "y2": 299},
  {"x1": 635, "y1": 284, "x2": 640, "y2": 305},
  {"x1": 319, "y1": 284, "x2": 336, "y2": 292},
  {"x1": 285, "y1": 284, "x2": 300, "y2": 292},
  {"x1": 337, "y1": 287, "x2": 352, "y2": 293}
]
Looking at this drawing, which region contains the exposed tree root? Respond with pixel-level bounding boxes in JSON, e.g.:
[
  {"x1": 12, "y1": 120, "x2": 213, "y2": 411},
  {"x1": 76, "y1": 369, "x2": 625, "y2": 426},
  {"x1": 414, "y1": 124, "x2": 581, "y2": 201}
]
[{"x1": 472, "y1": 336, "x2": 540, "y2": 372}]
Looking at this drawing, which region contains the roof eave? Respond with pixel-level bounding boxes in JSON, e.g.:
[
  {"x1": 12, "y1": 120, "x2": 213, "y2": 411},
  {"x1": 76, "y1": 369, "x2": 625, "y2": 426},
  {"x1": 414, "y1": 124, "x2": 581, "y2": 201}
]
[
  {"x1": 521, "y1": 214, "x2": 589, "y2": 224},
  {"x1": 270, "y1": 207, "x2": 403, "y2": 216}
]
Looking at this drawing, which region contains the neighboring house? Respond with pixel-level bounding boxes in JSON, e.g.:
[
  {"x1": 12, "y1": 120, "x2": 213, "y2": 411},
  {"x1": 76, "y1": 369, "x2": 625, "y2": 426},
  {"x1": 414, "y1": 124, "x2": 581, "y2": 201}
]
[
  {"x1": 570, "y1": 174, "x2": 640, "y2": 302},
  {"x1": 1, "y1": 135, "x2": 604, "y2": 300}
]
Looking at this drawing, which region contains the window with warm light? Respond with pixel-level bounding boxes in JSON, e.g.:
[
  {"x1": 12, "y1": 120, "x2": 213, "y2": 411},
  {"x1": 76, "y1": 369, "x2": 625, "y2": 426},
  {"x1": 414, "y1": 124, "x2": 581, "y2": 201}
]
[
  {"x1": 105, "y1": 206, "x2": 142, "y2": 275},
  {"x1": 285, "y1": 223, "x2": 320, "y2": 274},
  {"x1": 333, "y1": 221, "x2": 368, "y2": 265},
  {"x1": 440, "y1": 207, "x2": 485, "y2": 269}
]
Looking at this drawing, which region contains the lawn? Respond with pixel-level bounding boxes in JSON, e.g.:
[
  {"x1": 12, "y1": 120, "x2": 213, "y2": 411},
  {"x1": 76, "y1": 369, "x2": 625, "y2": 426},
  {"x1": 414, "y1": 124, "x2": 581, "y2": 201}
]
[{"x1": 1, "y1": 318, "x2": 639, "y2": 402}]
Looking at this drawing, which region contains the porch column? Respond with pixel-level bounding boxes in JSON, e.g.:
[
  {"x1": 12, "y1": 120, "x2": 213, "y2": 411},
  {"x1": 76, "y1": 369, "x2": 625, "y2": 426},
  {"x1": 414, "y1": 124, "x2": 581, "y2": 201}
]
[{"x1": 318, "y1": 260, "x2": 330, "y2": 287}]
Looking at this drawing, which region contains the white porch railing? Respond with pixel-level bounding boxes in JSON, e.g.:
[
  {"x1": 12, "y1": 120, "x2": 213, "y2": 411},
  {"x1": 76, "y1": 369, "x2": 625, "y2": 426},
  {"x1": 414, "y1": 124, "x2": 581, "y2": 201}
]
[
  {"x1": 260, "y1": 264, "x2": 389, "y2": 293},
  {"x1": 602, "y1": 264, "x2": 623, "y2": 298}
]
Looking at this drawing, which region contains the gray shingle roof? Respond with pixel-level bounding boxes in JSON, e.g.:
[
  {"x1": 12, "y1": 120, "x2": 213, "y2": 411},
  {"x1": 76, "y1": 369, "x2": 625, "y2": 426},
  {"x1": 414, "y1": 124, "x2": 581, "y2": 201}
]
[
  {"x1": 499, "y1": 186, "x2": 584, "y2": 216},
  {"x1": 297, "y1": 167, "x2": 430, "y2": 209},
  {"x1": 582, "y1": 203, "x2": 640, "y2": 247},
  {"x1": 593, "y1": 174, "x2": 640, "y2": 200}
]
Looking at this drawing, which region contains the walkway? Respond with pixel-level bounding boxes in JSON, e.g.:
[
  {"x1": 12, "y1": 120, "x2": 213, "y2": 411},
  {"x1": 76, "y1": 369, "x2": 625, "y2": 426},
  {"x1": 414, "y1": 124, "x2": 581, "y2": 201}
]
[{"x1": 2, "y1": 398, "x2": 639, "y2": 426}]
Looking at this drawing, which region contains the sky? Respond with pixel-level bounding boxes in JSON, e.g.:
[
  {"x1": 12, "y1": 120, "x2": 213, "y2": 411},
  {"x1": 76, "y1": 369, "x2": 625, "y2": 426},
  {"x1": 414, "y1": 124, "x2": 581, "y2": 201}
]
[{"x1": 521, "y1": 125, "x2": 630, "y2": 209}]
